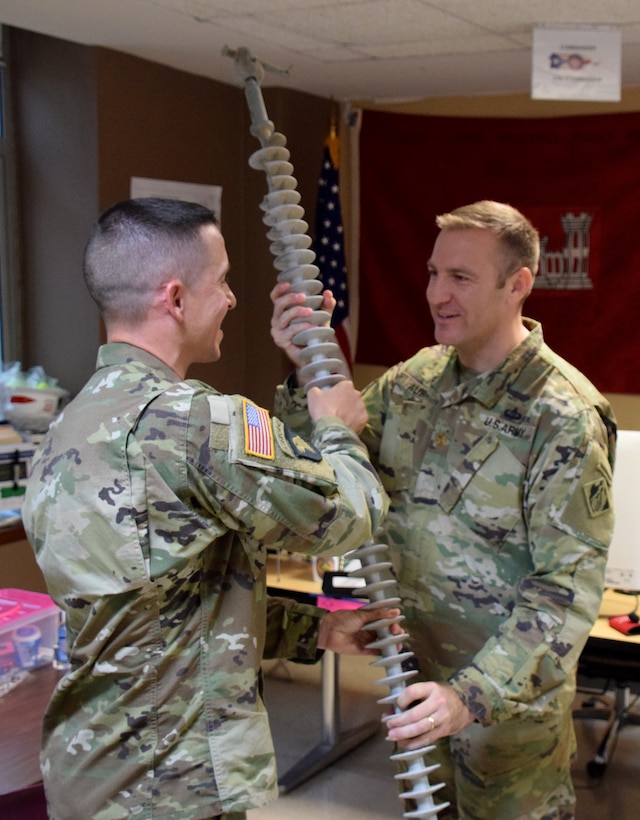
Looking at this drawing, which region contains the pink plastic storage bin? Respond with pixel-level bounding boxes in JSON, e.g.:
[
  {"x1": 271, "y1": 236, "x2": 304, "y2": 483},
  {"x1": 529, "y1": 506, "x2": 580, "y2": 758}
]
[{"x1": 0, "y1": 588, "x2": 58, "y2": 674}]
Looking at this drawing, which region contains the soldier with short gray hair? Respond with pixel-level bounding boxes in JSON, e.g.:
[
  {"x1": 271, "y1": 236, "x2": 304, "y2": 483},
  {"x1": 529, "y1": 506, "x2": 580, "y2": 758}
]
[
  {"x1": 23, "y1": 197, "x2": 392, "y2": 820},
  {"x1": 271, "y1": 200, "x2": 617, "y2": 818}
]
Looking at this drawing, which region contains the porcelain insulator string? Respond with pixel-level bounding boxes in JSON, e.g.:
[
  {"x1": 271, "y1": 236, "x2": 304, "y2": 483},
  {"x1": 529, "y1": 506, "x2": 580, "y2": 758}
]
[{"x1": 226, "y1": 44, "x2": 448, "y2": 817}]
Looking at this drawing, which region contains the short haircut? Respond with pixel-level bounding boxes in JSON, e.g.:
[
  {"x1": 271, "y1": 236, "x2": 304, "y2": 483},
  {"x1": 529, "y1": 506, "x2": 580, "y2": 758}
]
[
  {"x1": 436, "y1": 200, "x2": 540, "y2": 286},
  {"x1": 83, "y1": 198, "x2": 218, "y2": 325}
]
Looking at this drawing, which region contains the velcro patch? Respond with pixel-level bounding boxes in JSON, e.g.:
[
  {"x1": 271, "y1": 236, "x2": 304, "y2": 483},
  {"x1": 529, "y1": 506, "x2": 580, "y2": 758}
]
[
  {"x1": 243, "y1": 400, "x2": 274, "y2": 460},
  {"x1": 583, "y1": 477, "x2": 612, "y2": 517},
  {"x1": 207, "y1": 395, "x2": 230, "y2": 424},
  {"x1": 284, "y1": 426, "x2": 322, "y2": 462}
]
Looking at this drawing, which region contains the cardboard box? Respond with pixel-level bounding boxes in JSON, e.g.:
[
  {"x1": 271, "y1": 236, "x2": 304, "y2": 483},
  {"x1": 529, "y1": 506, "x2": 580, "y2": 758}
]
[{"x1": 0, "y1": 588, "x2": 59, "y2": 676}]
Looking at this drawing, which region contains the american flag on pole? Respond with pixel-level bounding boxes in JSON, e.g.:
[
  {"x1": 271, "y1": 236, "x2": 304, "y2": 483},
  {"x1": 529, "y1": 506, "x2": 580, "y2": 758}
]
[{"x1": 314, "y1": 128, "x2": 353, "y2": 371}]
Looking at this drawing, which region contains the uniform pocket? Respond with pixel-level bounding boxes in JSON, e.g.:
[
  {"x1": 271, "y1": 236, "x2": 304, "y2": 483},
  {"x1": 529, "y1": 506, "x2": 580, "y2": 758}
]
[
  {"x1": 451, "y1": 708, "x2": 573, "y2": 781},
  {"x1": 378, "y1": 399, "x2": 431, "y2": 492},
  {"x1": 437, "y1": 435, "x2": 525, "y2": 551}
]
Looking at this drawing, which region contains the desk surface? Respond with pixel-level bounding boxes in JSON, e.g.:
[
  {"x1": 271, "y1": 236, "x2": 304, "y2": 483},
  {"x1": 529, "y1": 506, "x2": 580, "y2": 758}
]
[
  {"x1": 579, "y1": 589, "x2": 640, "y2": 683},
  {"x1": 267, "y1": 553, "x2": 322, "y2": 596},
  {"x1": 267, "y1": 556, "x2": 640, "y2": 645},
  {"x1": 590, "y1": 588, "x2": 640, "y2": 643}
]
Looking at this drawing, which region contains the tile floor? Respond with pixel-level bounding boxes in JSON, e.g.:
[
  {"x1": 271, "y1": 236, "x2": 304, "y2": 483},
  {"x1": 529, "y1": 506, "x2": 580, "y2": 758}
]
[{"x1": 248, "y1": 654, "x2": 640, "y2": 820}]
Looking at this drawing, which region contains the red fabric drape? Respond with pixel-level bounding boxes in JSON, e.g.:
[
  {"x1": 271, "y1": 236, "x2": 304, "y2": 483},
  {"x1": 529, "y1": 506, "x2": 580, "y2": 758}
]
[{"x1": 358, "y1": 109, "x2": 640, "y2": 394}]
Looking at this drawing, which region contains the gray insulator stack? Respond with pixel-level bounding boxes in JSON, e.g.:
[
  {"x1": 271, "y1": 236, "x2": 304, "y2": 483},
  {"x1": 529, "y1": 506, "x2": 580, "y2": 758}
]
[
  {"x1": 224, "y1": 44, "x2": 448, "y2": 818},
  {"x1": 248, "y1": 131, "x2": 348, "y2": 391}
]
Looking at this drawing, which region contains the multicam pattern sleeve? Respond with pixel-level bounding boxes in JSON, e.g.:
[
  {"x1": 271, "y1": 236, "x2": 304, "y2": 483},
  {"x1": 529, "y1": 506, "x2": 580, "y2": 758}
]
[{"x1": 22, "y1": 343, "x2": 387, "y2": 820}]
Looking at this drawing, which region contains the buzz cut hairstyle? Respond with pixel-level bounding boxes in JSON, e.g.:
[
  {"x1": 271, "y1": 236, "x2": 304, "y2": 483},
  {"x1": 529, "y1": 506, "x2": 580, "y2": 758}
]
[{"x1": 83, "y1": 197, "x2": 218, "y2": 325}]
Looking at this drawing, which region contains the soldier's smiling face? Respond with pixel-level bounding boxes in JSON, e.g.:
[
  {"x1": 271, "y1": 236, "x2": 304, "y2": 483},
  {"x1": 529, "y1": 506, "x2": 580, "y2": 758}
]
[
  {"x1": 183, "y1": 225, "x2": 237, "y2": 363},
  {"x1": 426, "y1": 228, "x2": 525, "y2": 371}
]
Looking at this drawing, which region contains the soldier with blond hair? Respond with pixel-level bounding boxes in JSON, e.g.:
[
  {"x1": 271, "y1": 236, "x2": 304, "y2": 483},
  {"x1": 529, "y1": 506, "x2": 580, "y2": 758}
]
[{"x1": 271, "y1": 200, "x2": 616, "y2": 818}]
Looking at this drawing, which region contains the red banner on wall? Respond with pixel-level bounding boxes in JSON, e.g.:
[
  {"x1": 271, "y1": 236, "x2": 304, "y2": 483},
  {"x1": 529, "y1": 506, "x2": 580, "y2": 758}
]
[{"x1": 357, "y1": 109, "x2": 640, "y2": 394}]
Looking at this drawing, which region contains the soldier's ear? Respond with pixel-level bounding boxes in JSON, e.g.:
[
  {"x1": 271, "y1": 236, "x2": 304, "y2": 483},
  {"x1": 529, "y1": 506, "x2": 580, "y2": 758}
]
[
  {"x1": 509, "y1": 267, "x2": 533, "y2": 302},
  {"x1": 160, "y1": 280, "x2": 186, "y2": 321}
]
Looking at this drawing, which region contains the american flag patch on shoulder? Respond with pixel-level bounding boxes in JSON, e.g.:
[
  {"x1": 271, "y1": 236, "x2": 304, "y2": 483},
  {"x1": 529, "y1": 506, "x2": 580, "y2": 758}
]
[{"x1": 243, "y1": 399, "x2": 275, "y2": 459}]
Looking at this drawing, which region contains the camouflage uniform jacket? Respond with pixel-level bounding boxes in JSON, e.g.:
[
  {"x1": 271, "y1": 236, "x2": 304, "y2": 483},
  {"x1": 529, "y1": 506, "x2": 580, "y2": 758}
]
[
  {"x1": 22, "y1": 343, "x2": 387, "y2": 820},
  {"x1": 275, "y1": 320, "x2": 616, "y2": 727}
]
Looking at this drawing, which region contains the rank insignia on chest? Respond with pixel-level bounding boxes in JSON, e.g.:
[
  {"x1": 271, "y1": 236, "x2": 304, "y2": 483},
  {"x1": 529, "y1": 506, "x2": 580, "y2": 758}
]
[
  {"x1": 243, "y1": 399, "x2": 274, "y2": 459},
  {"x1": 435, "y1": 432, "x2": 449, "y2": 448}
]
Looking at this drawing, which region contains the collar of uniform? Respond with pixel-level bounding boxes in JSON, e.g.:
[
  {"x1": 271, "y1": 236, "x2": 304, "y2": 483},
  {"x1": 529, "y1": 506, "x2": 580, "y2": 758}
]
[
  {"x1": 438, "y1": 318, "x2": 543, "y2": 408},
  {"x1": 96, "y1": 342, "x2": 181, "y2": 382}
]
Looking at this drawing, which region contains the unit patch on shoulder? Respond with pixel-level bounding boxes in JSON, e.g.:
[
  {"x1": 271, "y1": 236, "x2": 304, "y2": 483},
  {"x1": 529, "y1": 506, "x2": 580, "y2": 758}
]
[
  {"x1": 243, "y1": 399, "x2": 274, "y2": 460},
  {"x1": 583, "y1": 476, "x2": 612, "y2": 518},
  {"x1": 284, "y1": 426, "x2": 322, "y2": 462}
]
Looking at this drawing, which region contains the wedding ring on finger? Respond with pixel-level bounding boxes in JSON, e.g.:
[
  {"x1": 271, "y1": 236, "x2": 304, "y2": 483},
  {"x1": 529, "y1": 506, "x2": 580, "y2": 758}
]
[{"x1": 427, "y1": 715, "x2": 436, "y2": 731}]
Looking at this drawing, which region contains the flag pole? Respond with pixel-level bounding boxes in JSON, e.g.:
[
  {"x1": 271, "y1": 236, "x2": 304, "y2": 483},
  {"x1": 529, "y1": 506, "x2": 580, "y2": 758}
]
[{"x1": 313, "y1": 106, "x2": 353, "y2": 372}]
